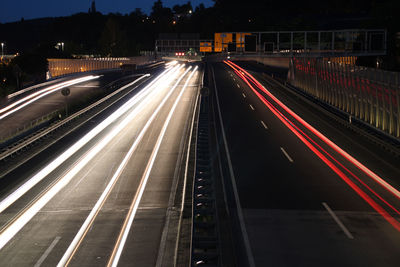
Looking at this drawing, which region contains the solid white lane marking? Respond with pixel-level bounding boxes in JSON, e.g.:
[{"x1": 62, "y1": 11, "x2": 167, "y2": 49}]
[
  {"x1": 34, "y1": 236, "x2": 61, "y2": 267},
  {"x1": 249, "y1": 104, "x2": 255, "y2": 111},
  {"x1": 237, "y1": 83, "x2": 240, "y2": 88},
  {"x1": 280, "y1": 147, "x2": 294, "y2": 163},
  {"x1": 171, "y1": 74, "x2": 201, "y2": 266},
  {"x1": 212, "y1": 67, "x2": 255, "y2": 267},
  {"x1": 261, "y1": 120, "x2": 268, "y2": 129},
  {"x1": 322, "y1": 202, "x2": 354, "y2": 239},
  {"x1": 242, "y1": 93, "x2": 246, "y2": 98},
  {"x1": 107, "y1": 67, "x2": 199, "y2": 267}
]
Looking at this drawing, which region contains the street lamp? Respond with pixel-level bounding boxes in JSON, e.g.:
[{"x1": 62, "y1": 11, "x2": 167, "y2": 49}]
[
  {"x1": 1, "y1": 43, "x2": 4, "y2": 61},
  {"x1": 57, "y1": 42, "x2": 64, "y2": 51}
]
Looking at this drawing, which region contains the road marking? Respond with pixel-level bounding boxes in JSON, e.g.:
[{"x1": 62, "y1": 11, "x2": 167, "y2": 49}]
[
  {"x1": 171, "y1": 78, "x2": 201, "y2": 266},
  {"x1": 249, "y1": 104, "x2": 255, "y2": 110},
  {"x1": 260, "y1": 120, "x2": 268, "y2": 129},
  {"x1": 34, "y1": 236, "x2": 61, "y2": 267},
  {"x1": 212, "y1": 67, "x2": 256, "y2": 267},
  {"x1": 237, "y1": 83, "x2": 240, "y2": 88},
  {"x1": 107, "y1": 67, "x2": 199, "y2": 267},
  {"x1": 56, "y1": 65, "x2": 189, "y2": 266},
  {"x1": 242, "y1": 93, "x2": 246, "y2": 98},
  {"x1": 40, "y1": 210, "x2": 73, "y2": 213},
  {"x1": 280, "y1": 147, "x2": 293, "y2": 163},
  {"x1": 322, "y1": 202, "x2": 354, "y2": 239}
]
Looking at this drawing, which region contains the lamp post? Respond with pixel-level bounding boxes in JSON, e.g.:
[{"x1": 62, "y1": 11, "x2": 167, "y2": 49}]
[
  {"x1": 57, "y1": 42, "x2": 64, "y2": 51},
  {"x1": 1, "y1": 43, "x2": 4, "y2": 61}
]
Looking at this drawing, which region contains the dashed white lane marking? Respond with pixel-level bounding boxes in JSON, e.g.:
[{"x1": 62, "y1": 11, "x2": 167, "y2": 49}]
[
  {"x1": 249, "y1": 104, "x2": 255, "y2": 110},
  {"x1": 261, "y1": 120, "x2": 268, "y2": 129},
  {"x1": 242, "y1": 93, "x2": 246, "y2": 98},
  {"x1": 280, "y1": 147, "x2": 294, "y2": 163},
  {"x1": 237, "y1": 83, "x2": 240, "y2": 88},
  {"x1": 34, "y1": 236, "x2": 61, "y2": 267},
  {"x1": 322, "y1": 202, "x2": 354, "y2": 239}
]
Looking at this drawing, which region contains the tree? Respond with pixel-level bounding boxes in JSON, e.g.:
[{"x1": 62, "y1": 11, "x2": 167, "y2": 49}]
[
  {"x1": 150, "y1": 0, "x2": 173, "y2": 31},
  {"x1": 99, "y1": 17, "x2": 128, "y2": 56}
]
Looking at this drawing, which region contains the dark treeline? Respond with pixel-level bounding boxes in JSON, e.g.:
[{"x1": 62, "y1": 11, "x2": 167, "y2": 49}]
[
  {"x1": 1, "y1": 0, "x2": 399, "y2": 56},
  {"x1": 1, "y1": 0, "x2": 399, "y2": 95}
]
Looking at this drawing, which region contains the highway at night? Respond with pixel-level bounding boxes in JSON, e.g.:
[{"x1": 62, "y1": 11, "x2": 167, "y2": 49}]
[
  {"x1": 2, "y1": 0, "x2": 400, "y2": 265},
  {"x1": 0, "y1": 59, "x2": 399, "y2": 267},
  {"x1": 0, "y1": 63, "x2": 201, "y2": 266},
  {"x1": 208, "y1": 61, "x2": 400, "y2": 266}
]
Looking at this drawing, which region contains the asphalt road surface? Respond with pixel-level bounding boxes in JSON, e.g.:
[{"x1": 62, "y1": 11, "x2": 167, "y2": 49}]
[
  {"x1": 0, "y1": 70, "x2": 142, "y2": 140},
  {"x1": 210, "y1": 61, "x2": 400, "y2": 267},
  {"x1": 0, "y1": 62, "x2": 201, "y2": 266}
]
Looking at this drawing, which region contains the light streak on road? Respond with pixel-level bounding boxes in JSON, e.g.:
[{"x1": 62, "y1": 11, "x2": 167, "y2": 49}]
[
  {"x1": 58, "y1": 65, "x2": 197, "y2": 267},
  {"x1": 224, "y1": 60, "x2": 400, "y2": 231},
  {"x1": 0, "y1": 65, "x2": 184, "y2": 250},
  {"x1": 0, "y1": 75, "x2": 100, "y2": 120},
  {"x1": 107, "y1": 66, "x2": 199, "y2": 267},
  {"x1": 227, "y1": 60, "x2": 400, "y2": 199},
  {"x1": 165, "y1": 60, "x2": 178, "y2": 67}
]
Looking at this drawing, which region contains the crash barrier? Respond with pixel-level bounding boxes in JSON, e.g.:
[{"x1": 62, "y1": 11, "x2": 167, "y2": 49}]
[
  {"x1": 289, "y1": 58, "x2": 400, "y2": 138},
  {"x1": 191, "y1": 94, "x2": 221, "y2": 267}
]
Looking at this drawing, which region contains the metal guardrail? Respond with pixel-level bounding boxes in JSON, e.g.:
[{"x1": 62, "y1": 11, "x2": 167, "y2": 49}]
[
  {"x1": 0, "y1": 110, "x2": 59, "y2": 144},
  {"x1": 190, "y1": 93, "x2": 221, "y2": 267},
  {"x1": 289, "y1": 58, "x2": 400, "y2": 138}
]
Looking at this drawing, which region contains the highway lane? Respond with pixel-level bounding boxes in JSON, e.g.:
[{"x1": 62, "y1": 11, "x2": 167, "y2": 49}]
[
  {"x1": 0, "y1": 70, "x2": 144, "y2": 141},
  {"x1": 0, "y1": 63, "x2": 200, "y2": 266},
  {"x1": 210, "y1": 61, "x2": 400, "y2": 266}
]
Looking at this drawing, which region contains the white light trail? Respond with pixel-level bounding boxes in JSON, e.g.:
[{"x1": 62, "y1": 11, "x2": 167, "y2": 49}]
[
  {"x1": 165, "y1": 60, "x2": 178, "y2": 67},
  {"x1": 58, "y1": 65, "x2": 193, "y2": 267},
  {"x1": 0, "y1": 76, "x2": 100, "y2": 120},
  {"x1": 0, "y1": 66, "x2": 177, "y2": 215},
  {"x1": 108, "y1": 66, "x2": 198, "y2": 267},
  {"x1": 0, "y1": 65, "x2": 183, "y2": 251}
]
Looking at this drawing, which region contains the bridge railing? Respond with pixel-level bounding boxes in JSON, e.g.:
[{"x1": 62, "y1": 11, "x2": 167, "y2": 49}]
[
  {"x1": 289, "y1": 58, "x2": 400, "y2": 137},
  {"x1": 215, "y1": 29, "x2": 387, "y2": 57}
]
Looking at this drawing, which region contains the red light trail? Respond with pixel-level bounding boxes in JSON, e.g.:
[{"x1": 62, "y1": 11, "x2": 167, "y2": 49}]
[{"x1": 224, "y1": 60, "x2": 400, "y2": 231}]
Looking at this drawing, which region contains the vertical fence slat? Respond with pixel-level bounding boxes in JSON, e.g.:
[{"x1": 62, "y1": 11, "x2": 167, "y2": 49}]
[{"x1": 291, "y1": 57, "x2": 399, "y2": 138}]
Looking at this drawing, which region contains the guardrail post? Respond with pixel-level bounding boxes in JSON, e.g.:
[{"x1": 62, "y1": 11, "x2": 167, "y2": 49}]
[
  {"x1": 388, "y1": 73, "x2": 394, "y2": 135},
  {"x1": 342, "y1": 64, "x2": 349, "y2": 113},
  {"x1": 360, "y1": 69, "x2": 366, "y2": 121},
  {"x1": 379, "y1": 70, "x2": 386, "y2": 131},
  {"x1": 368, "y1": 69, "x2": 374, "y2": 124},
  {"x1": 334, "y1": 62, "x2": 340, "y2": 108},
  {"x1": 375, "y1": 69, "x2": 380, "y2": 128},
  {"x1": 395, "y1": 73, "x2": 400, "y2": 137}
]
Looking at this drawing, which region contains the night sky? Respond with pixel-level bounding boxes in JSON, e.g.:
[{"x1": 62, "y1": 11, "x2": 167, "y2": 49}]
[{"x1": 0, "y1": 0, "x2": 214, "y2": 23}]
